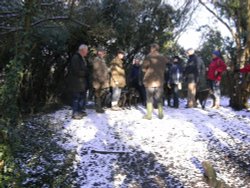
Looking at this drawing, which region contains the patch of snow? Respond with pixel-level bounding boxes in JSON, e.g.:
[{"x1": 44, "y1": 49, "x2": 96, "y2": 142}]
[{"x1": 26, "y1": 97, "x2": 250, "y2": 187}]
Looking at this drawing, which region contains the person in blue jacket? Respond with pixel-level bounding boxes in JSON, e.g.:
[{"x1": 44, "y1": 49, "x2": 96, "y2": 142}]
[{"x1": 168, "y1": 56, "x2": 183, "y2": 108}]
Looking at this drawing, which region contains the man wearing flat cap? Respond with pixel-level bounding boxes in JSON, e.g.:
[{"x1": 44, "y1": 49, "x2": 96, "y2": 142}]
[
  {"x1": 110, "y1": 50, "x2": 126, "y2": 110},
  {"x1": 92, "y1": 47, "x2": 110, "y2": 113}
]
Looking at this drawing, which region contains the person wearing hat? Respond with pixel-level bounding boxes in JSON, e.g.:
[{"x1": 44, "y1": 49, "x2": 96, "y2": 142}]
[
  {"x1": 168, "y1": 55, "x2": 183, "y2": 108},
  {"x1": 68, "y1": 44, "x2": 89, "y2": 119},
  {"x1": 207, "y1": 50, "x2": 227, "y2": 109},
  {"x1": 142, "y1": 43, "x2": 167, "y2": 120},
  {"x1": 92, "y1": 47, "x2": 110, "y2": 113},
  {"x1": 110, "y1": 50, "x2": 126, "y2": 110},
  {"x1": 184, "y1": 48, "x2": 199, "y2": 108}
]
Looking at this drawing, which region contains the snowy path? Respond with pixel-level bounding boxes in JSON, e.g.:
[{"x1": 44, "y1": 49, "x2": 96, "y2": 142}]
[{"x1": 46, "y1": 98, "x2": 250, "y2": 188}]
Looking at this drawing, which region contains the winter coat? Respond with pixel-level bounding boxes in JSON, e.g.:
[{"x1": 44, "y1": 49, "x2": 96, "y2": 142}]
[
  {"x1": 240, "y1": 64, "x2": 250, "y2": 73},
  {"x1": 110, "y1": 57, "x2": 126, "y2": 88},
  {"x1": 67, "y1": 53, "x2": 88, "y2": 93},
  {"x1": 169, "y1": 63, "x2": 183, "y2": 85},
  {"x1": 129, "y1": 64, "x2": 145, "y2": 87},
  {"x1": 164, "y1": 63, "x2": 172, "y2": 83},
  {"x1": 184, "y1": 55, "x2": 199, "y2": 84},
  {"x1": 92, "y1": 56, "x2": 110, "y2": 90},
  {"x1": 196, "y1": 56, "x2": 207, "y2": 91},
  {"x1": 207, "y1": 57, "x2": 227, "y2": 81},
  {"x1": 142, "y1": 52, "x2": 167, "y2": 88}
]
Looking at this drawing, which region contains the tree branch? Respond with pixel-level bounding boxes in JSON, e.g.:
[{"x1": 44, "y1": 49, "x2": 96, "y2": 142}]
[
  {"x1": 0, "y1": 16, "x2": 89, "y2": 35},
  {"x1": 31, "y1": 16, "x2": 69, "y2": 27},
  {"x1": 41, "y1": 1, "x2": 63, "y2": 6},
  {"x1": 198, "y1": 0, "x2": 237, "y2": 41},
  {"x1": 0, "y1": 14, "x2": 20, "y2": 18}
]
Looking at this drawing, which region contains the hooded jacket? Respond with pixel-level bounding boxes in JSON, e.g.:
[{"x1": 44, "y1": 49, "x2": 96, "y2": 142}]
[
  {"x1": 207, "y1": 57, "x2": 226, "y2": 81},
  {"x1": 110, "y1": 57, "x2": 126, "y2": 88}
]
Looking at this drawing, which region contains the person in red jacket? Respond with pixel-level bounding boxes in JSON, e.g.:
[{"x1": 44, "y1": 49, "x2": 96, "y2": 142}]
[
  {"x1": 239, "y1": 64, "x2": 250, "y2": 73},
  {"x1": 207, "y1": 50, "x2": 227, "y2": 109}
]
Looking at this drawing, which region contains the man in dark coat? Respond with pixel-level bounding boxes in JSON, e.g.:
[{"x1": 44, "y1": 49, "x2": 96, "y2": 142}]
[
  {"x1": 184, "y1": 48, "x2": 200, "y2": 108},
  {"x1": 164, "y1": 60, "x2": 173, "y2": 107},
  {"x1": 129, "y1": 59, "x2": 146, "y2": 106},
  {"x1": 168, "y1": 56, "x2": 183, "y2": 108},
  {"x1": 142, "y1": 43, "x2": 167, "y2": 120},
  {"x1": 68, "y1": 44, "x2": 89, "y2": 119}
]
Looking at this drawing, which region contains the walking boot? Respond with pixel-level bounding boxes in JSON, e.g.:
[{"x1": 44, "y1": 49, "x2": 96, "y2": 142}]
[
  {"x1": 158, "y1": 103, "x2": 164, "y2": 119},
  {"x1": 143, "y1": 103, "x2": 153, "y2": 120},
  {"x1": 96, "y1": 97, "x2": 105, "y2": 113},
  {"x1": 212, "y1": 100, "x2": 220, "y2": 109}
]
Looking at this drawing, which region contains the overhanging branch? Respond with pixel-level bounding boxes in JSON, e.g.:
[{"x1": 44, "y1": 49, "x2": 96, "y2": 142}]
[
  {"x1": 198, "y1": 0, "x2": 237, "y2": 41},
  {"x1": 0, "y1": 16, "x2": 89, "y2": 35}
]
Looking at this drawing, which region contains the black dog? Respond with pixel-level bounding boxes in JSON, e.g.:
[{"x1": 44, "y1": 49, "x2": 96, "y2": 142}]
[
  {"x1": 118, "y1": 88, "x2": 140, "y2": 109},
  {"x1": 195, "y1": 89, "x2": 214, "y2": 109}
]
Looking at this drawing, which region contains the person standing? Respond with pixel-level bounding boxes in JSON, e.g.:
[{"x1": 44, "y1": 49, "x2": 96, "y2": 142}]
[
  {"x1": 142, "y1": 43, "x2": 167, "y2": 120},
  {"x1": 129, "y1": 59, "x2": 146, "y2": 106},
  {"x1": 207, "y1": 50, "x2": 227, "y2": 109},
  {"x1": 168, "y1": 56, "x2": 183, "y2": 108},
  {"x1": 164, "y1": 60, "x2": 173, "y2": 107},
  {"x1": 92, "y1": 47, "x2": 110, "y2": 113},
  {"x1": 110, "y1": 50, "x2": 126, "y2": 110},
  {"x1": 68, "y1": 44, "x2": 89, "y2": 119},
  {"x1": 184, "y1": 48, "x2": 199, "y2": 108}
]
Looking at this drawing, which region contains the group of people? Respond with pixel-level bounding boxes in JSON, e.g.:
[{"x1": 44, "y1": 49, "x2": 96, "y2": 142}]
[
  {"x1": 67, "y1": 43, "x2": 228, "y2": 120},
  {"x1": 67, "y1": 45, "x2": 124, "y2": 119}
]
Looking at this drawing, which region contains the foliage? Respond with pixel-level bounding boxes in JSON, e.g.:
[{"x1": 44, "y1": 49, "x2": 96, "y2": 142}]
[
  {"x1": 0, "y1": 0, "x2": 194, "y2": 116},
  {"x1": 199, "y1": 0, "x2": 250, "y2": 109},
  {"x1": 0, "y1": 0, "x2": 197, "y2": 183}
]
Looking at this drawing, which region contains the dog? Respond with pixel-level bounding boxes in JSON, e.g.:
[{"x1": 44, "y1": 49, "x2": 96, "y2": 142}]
[
  {"x1": 195, "y1": 88, "x2": 214, "y2": 109},
  {"x1": 118, "y1": 88, "x2": 140, "y2": 109}
]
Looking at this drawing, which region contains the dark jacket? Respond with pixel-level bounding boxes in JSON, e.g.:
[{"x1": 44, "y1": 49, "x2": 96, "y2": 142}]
[
  {"x1": 142, "y1": 52, "x2": 167, "y2": 88},
  {"x1": 184, "y1": 55, "x2": 200, "y2": 83},
  {"x1": 129, "y1": 64, "x2": 145, "y2": 87},
  {"x1": 169, "y1": 63, "x2": 183, "y2": 85},
  {"x1": 164, "y1": 63, "x2": 172, "y2": 84},
  {"x1": 68, "y1": 53, "x2": 88, "y2": 92}
]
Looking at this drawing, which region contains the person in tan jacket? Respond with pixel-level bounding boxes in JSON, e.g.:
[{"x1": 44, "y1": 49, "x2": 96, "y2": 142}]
[
  {"x1": 110, "y1": 50, "x2": 126, "y2": 110},
  {"x1": 142, "y1": 43, "x2": 167, "y2": 119},
  {"x1": 92, "y1": 47, "x2": 110, "y2": 113}
]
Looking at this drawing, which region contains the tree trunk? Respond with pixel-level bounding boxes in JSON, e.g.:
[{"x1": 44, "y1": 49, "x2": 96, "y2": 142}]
[{"x1": 230, "y1": 0, "x2": 250, "y2": 110}]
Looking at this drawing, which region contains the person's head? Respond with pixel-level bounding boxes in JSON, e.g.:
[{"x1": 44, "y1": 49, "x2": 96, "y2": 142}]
[
  {"x1": 150, "y1": 43, "x2": 160, "y2": 53},
  {"x1": 78, "y1": 44, "x2": 88, "y2": 57},
  {"x1": 212, "y1": 50, "x2": 221, "y2": 58},
  {"x1": 186, "y1": 48, "x2": 195, "y2": 56},
  {"x1": 117, "y1": 50, "x2": 125, "y2": 60},
  {"x1": 97, "y1": 47, "x2": 106, "y2": 58},
  {"x1": 133, "y1": 58, "x2": 141, "y2": 66},
  {"x1": 173, "y1": 56, "x2": 180, "y2": 63}
]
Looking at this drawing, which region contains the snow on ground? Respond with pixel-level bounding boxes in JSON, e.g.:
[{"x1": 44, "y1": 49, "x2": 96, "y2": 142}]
[{"x1": 45, "y1": 97, "x2": 250, "y2": 188}]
